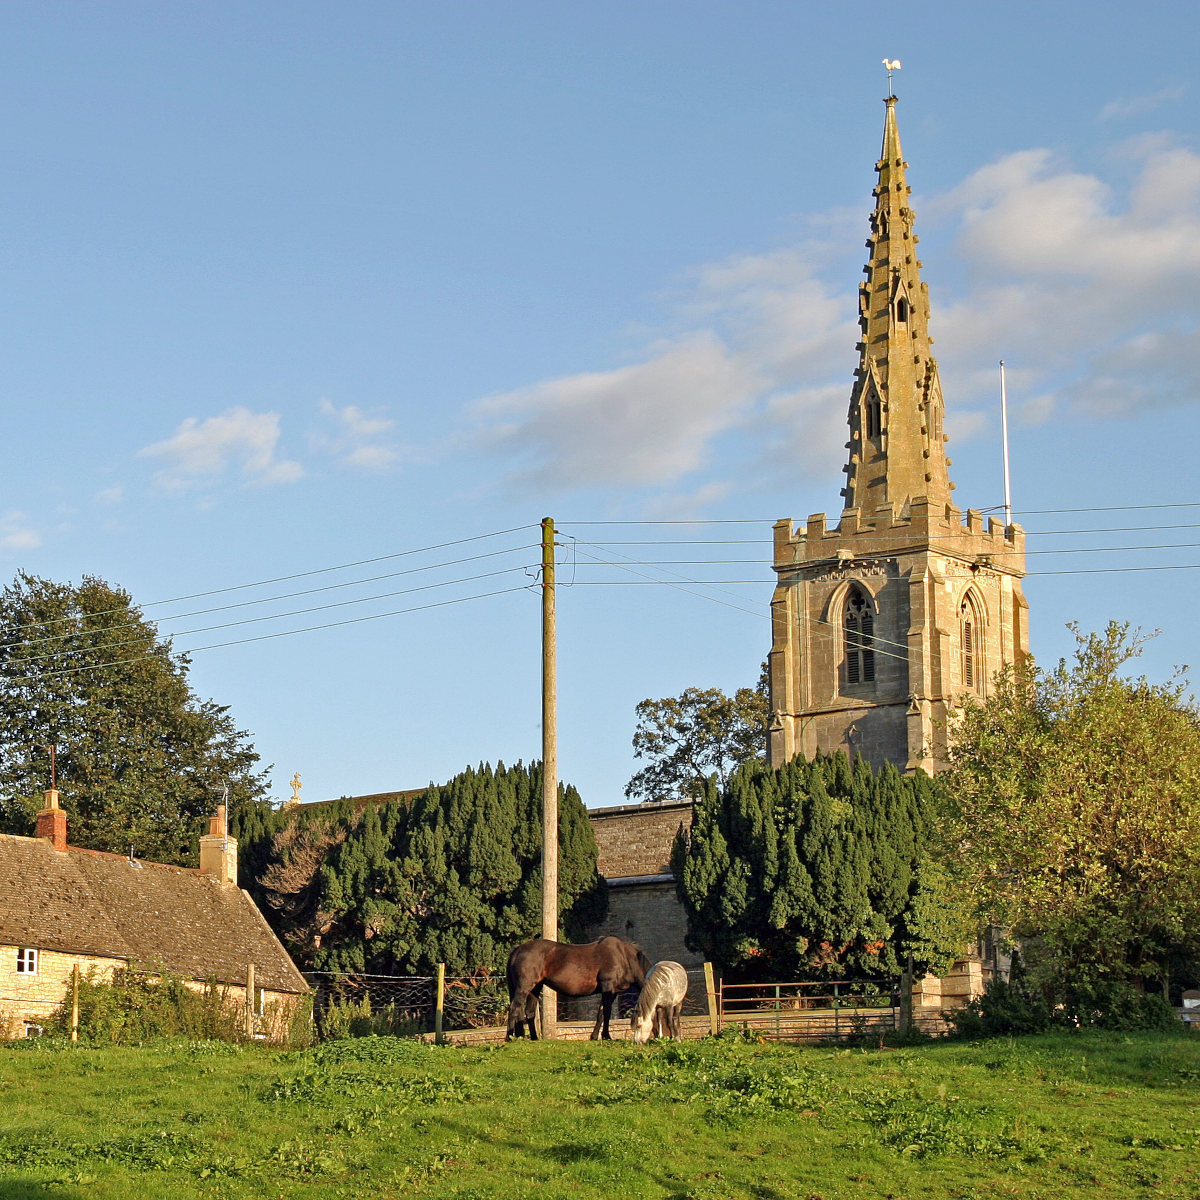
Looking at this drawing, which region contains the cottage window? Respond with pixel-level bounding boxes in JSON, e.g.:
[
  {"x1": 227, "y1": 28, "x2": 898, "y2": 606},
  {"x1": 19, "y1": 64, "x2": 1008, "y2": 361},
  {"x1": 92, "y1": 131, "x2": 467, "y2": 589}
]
[
  {"x1": 22, "y1": 1022, "x2": 44, "y2": 1038},
  {"x1": 15, "y1": 948, "x2": 38, "y2": 975},
  {"x1": 845, "y1": 588, "x2": 876, "y2": 687}
]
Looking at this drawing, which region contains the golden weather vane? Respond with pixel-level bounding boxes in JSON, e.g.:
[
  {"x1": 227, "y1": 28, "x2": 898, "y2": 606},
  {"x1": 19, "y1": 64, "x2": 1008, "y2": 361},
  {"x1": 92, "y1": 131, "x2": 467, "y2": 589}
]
[{"x1": 882, "y1": 58, "x2": 901, "y2": 96}]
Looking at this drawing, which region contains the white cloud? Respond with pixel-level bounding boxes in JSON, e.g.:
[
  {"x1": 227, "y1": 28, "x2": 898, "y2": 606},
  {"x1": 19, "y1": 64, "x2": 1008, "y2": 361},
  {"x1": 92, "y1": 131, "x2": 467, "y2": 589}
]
[
  {"x1": 313, "y1": 400, "x2": 403, "y2": 471},
  {"x1": 468, "y1": 130, "x2": 1200, "y2": 502},
  {"x1": 471, "y1": 333, "x2": 762, "y2": 492},
  {"x1": 930, "y1": 138, "x2": 1200, "y2": 418},
  {"x1": 95, "y1": 485, "x2": 124, "y2": 505},
  {"x1": 0, "y1": 511, "x2": 41, "y2": 552},
  {"x1": 1099, "y1": 85, "x2": 1184, "y2": 122},
  {"x1": 141, "y1": 407, "x2": 303, "y2": 491}
]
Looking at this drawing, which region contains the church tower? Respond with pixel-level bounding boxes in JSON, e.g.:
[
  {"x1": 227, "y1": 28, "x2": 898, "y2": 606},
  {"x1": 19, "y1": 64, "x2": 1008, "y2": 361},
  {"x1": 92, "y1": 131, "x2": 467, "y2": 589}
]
[{"x1": 767, "y1": 90, "x2": 1029, "y2": 773}]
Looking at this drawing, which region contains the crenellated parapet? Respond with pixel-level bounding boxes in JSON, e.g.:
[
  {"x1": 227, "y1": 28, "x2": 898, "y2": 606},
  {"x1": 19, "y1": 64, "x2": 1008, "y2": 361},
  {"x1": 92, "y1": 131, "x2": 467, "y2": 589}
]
[{"x1": 773, "y1": 504, "x2": 1026, "y2": 578}]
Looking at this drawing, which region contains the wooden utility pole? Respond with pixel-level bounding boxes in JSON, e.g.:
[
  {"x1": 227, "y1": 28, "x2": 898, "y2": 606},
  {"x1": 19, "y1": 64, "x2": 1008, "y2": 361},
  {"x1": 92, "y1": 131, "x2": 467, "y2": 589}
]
[{"x1": 540, "y1": 516, "x2": 558, "y2": 1039}]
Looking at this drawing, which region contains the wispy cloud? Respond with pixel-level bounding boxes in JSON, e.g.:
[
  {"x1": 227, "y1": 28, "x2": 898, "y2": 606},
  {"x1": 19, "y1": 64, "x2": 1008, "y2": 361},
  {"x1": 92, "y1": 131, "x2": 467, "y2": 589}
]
[
  {"x1": 313, "y1": 400, "x2": 403, "y2": 471},
  {"x1": 141, "y1": 407, "x2": 303, "y2": 491},
  {"x1": 467, "y1": 132, "x2": 1200, "y2": 503},
  {"x1": 0, "y1": 511, "x2": 41, "y2": 552},
  {"x1": 1100, "y1": 85, "x2": 1184, "y2": 122}
]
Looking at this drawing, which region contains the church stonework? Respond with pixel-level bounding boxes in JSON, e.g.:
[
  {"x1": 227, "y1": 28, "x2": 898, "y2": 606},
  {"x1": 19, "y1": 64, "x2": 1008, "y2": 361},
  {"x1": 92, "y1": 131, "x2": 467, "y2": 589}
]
[{"x1": 768, "y1": 94, "x2": 1029, "y2": 774}]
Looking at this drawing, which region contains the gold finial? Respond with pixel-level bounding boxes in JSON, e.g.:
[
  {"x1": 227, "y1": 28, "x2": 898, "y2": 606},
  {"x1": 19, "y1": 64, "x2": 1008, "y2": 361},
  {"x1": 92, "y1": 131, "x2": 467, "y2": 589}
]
[
  {"x1": 287, "y1": 772, "x2": 302, "y2": 808},
  {"x1": 882, "y1": 58, "x2": 901, "y2": 97}
]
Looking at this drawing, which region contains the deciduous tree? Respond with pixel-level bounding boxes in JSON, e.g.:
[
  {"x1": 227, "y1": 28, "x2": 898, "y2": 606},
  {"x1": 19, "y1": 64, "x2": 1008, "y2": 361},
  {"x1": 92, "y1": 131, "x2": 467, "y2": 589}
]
[
  {"x1": 945, "y1": 622, "x2": 1200, "y2": 998},
  {"x1": 626, "y1": 671, "x2": 768, "y2": 803},
  {"x1": 0, "y1": 573, "x2": 267, "y2": 864}
]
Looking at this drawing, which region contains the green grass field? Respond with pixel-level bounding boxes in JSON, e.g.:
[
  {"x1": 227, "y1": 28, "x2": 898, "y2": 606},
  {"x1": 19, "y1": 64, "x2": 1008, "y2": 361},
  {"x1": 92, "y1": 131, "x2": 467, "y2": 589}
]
[{"x1": 1, "y1": 1029, "x2": 1198, "y2": 1200}]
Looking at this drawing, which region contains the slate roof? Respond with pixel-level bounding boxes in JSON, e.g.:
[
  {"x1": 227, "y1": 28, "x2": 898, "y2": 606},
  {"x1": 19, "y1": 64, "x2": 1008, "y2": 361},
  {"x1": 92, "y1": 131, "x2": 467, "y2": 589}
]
[{"x1": 0, "y1": 834, "x2": 307, "y2": 995}]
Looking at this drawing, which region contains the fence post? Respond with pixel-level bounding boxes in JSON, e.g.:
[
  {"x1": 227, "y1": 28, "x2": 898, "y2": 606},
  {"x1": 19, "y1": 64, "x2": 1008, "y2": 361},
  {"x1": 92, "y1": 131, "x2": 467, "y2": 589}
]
[
  {"x1": 703, "y1": 962, "x2": 718, "y2": 1036},
  {"x1": 435, "y1": 963, "x2": 445, "y2": 1044},
  {"x1": 245, "y1": 963, "x2": 256, "y2": 1039},
  {"x1": 899, "y1": 958, "x2": 913, "y2": 1038},
  {"x1": 71, "y1": 964, "x2": 79, "y2": 1043}
]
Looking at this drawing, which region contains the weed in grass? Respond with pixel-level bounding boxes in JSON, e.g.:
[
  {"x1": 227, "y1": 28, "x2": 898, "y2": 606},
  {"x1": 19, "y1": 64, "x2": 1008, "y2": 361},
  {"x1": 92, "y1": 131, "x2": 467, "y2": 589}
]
[{"x1": 853, "y1": 1087, "x2": 1058, "y2": 1163}]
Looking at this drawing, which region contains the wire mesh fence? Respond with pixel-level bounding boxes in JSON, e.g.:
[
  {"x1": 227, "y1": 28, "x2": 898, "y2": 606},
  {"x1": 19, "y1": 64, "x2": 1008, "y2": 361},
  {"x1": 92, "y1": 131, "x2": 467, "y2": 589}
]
[{"x1": 304, "y1": 967, "x2": 949, "y2": 1042}]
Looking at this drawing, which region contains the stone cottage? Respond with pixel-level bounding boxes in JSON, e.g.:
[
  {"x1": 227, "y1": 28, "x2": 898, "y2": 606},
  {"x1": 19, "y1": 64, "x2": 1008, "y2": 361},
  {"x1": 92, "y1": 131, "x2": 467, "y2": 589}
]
[{"x1": 0, "y1": 789, "x2": 307, "y2": 1038}]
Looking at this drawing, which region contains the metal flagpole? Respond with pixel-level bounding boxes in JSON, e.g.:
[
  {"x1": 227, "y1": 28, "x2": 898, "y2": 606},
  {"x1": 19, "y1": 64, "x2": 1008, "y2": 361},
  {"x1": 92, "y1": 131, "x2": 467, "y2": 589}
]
[{"x1": 999, "y1": 360, "x2": 1013, "y2": 527}]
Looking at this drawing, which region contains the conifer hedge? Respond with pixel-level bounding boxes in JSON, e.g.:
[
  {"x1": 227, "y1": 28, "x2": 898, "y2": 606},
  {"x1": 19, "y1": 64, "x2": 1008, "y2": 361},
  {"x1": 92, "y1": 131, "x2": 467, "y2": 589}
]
[
  {"x1": 234, "y1": 762, "x2": 607, "y2": 976},
  {"x1": 672, "y1": 752, "x2": 968, "y2": 983}
]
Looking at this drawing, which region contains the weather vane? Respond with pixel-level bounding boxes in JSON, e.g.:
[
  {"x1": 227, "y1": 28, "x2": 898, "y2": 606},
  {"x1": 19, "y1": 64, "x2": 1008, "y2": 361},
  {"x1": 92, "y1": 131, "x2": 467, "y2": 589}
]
[{"x1": 882, "y1": 58, "x2": 901, "y2": 96}]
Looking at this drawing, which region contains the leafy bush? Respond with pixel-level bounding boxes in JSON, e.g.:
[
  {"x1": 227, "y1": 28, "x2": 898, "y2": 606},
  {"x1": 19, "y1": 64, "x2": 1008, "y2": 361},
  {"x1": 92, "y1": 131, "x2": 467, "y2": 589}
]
[
  {"x1": 949, "y1": 978, "x2": 1060, "y2": 1039},
  {"x1": 49, "y1": 968, "x2": 245, "y2": 1044},
  {"x1": 950, "y1": 975, "x2": 1180, "y2": 1039},
  {"x1": 316, "y1": 995, "x2": 424, "y2": 1041}
]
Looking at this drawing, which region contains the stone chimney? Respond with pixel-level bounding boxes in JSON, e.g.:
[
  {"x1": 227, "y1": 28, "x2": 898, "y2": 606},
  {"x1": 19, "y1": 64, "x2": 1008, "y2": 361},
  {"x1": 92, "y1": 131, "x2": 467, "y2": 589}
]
[
  {"x1": 199, "y1": 803, "x2": 238, "y2": 886},
  {"x1": 36, "y1": 788, "x2": 68, "y2": 851}
]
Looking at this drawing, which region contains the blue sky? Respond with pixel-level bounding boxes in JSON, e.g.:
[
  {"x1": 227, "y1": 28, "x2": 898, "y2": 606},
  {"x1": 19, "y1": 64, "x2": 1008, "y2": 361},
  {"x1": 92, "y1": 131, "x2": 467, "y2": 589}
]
[{"x1": 2, "y1": 1, "x2": 1198, "y2": 809}]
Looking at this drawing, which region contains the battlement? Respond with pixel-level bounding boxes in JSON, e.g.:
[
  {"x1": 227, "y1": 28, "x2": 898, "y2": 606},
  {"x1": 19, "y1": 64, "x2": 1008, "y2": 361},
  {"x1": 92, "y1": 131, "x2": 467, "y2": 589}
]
[{"x1": 773, "y1": 500, "x2": 1025, "y2": 575}]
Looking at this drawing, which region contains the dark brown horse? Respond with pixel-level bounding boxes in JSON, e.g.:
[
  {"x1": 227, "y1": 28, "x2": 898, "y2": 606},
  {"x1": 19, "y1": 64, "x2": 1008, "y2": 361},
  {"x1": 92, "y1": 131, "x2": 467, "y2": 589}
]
[{"x1": 506, "y1": 936, "x2": 651, "y2": 1040}]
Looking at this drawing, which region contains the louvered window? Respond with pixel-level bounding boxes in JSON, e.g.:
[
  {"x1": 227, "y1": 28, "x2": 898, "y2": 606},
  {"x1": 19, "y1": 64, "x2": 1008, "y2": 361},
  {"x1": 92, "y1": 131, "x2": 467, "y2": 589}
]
[
  {"x1": 961, "y1": 595, "x2": 983, "y2": 692},
  {"x1": 845, "y1": 590, "x2": 876, "y2": 687}
]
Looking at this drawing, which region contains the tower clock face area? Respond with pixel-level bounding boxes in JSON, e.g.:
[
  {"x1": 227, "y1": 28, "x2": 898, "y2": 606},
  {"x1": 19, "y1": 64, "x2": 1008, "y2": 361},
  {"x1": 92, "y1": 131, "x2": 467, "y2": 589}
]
[{"x1": 767, "y1": 95, "x2": 1029, "y2": 776}]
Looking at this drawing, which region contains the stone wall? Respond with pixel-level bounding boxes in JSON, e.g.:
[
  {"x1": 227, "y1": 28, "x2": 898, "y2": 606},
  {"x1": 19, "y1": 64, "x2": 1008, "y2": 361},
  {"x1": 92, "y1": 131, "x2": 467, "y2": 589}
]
[
  {"x1": 0, "y1": 947, "x2": 121, "y2": 1036},
  {"x1": 584, "y1": 879, "x2": 704, "y2": 968},
  {"x1": 589, "y1": 800, "x2": 692, "y2": 878}
]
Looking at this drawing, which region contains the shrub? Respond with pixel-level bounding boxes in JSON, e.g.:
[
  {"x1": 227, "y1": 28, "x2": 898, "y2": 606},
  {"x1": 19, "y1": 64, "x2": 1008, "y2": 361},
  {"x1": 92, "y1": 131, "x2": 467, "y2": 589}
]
[
  {"x1": 316, "y1": 996, "x2": 424, "y2": 1041},
  {"x1": 49, "y1": 967, "x2": 245, "y2": 1044}
]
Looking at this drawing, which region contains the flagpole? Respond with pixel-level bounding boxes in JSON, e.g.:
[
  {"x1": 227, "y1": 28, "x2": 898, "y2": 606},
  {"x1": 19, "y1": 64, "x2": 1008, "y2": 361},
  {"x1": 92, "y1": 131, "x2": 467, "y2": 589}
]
[{"x1": 999, "y1": 360, "x2": 1013, "y2": 527}]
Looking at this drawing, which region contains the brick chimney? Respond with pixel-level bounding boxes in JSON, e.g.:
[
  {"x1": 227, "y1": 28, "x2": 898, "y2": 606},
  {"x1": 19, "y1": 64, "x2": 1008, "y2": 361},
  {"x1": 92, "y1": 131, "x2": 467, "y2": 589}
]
[
  {"x1": 198, "y1": 803, "x2": 238, "y2": 886},
  {"x1": 36, "y1": 788, "x2": 67, "y2": 851}
]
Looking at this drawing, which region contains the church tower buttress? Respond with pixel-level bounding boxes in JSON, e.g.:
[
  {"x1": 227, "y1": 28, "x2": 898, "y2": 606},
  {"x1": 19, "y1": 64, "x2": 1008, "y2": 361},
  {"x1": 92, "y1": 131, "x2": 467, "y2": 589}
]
[{"x1": 767, "y1": 92, "x2": 1029, "y2": 774}]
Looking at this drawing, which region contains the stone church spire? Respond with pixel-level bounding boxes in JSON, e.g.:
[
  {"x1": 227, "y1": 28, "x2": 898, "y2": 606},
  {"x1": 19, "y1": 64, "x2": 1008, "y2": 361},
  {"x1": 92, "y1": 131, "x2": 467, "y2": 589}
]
[
  {"x1": 842, "y1": 95, "x2": 951, "y2": 516},
  {"x1": 767, "y1": 88, "x2": 1029, "y2": 777}
]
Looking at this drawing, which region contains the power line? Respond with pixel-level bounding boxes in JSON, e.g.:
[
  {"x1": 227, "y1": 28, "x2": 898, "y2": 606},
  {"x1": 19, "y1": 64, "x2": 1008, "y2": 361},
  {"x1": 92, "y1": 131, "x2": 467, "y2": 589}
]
[
  {"x1": 0, "y1": 584, "x2": 537, "y2": 687},
  {"x1": 9, "y1": 541, "x2": 538, "y2": 657},
  {"x1": 10, "y1": 525, "x2": 539, "y2": 637},
  {"x1": 9, "y1": 566, "x2": 537, "y2": 670}
]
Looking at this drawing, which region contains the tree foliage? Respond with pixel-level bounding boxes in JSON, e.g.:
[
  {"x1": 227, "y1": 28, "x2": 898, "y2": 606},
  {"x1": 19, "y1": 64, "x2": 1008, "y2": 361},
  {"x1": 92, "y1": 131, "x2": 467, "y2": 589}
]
[
  {"x1": 0, "y1": 573, "x2": 266, "y2": 864},
  {"x1": 945, "y1": 622, "x2": 1200, "y2": 999},
  {"x1": 626, "y1": 673, "x2": 768, "y2": 803},
  {"x1": 237, "y1": 761, "x2": 608, "y2": 975},
  {"x1": 672, "y1": 752, "x2": 967, "y2": 982}
]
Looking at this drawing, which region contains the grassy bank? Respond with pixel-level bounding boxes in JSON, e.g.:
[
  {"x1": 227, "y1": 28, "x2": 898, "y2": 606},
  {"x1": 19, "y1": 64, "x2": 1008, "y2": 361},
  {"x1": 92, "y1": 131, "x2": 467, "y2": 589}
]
[{"x1": 1, "y1": 1029, "x2": 1198, "y2": 1199}]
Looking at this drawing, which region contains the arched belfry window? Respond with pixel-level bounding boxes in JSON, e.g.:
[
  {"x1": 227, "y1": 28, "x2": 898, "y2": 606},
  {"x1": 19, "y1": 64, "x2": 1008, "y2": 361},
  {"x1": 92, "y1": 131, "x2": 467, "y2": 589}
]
[
  {"x1": 960, "y1": 594, "x2": 983, "y2": 692},
  {"x1": 845, "y1": 588, "x2": 876, "y2": 688}
]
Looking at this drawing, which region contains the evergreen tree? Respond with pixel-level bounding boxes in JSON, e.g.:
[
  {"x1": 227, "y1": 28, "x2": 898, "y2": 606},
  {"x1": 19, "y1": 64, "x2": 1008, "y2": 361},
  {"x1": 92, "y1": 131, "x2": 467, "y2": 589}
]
[
  {"x1": 674, "y1": 752, "x2": 968, "y2": 982},
  {"x1": 0, "y1": 572, "x2": 267, "y2": 864},
  {"x1": 246, "y1": 761, "x2": 607, "y2": 975}
]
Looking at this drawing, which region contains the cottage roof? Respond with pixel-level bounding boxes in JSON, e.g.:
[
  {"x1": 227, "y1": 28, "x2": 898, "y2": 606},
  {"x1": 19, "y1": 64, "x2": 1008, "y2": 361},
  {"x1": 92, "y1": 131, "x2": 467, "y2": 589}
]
[{"x1": 0, "y1": 834, "x2": 307, "y2": 995}]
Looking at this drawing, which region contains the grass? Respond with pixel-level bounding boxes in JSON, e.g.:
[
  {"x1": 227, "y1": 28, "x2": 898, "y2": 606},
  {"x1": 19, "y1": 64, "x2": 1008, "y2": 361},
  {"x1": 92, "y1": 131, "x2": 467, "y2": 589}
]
[{"x1": 0, "y1": 1029, "x2": 1198, "y2": 1199}]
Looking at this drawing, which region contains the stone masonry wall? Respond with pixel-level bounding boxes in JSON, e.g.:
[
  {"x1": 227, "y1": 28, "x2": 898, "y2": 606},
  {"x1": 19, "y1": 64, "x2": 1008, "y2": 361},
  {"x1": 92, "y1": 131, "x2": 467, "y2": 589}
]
[{"x1": 589, "y1": 801, "x2": 692, "y2": 878}]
